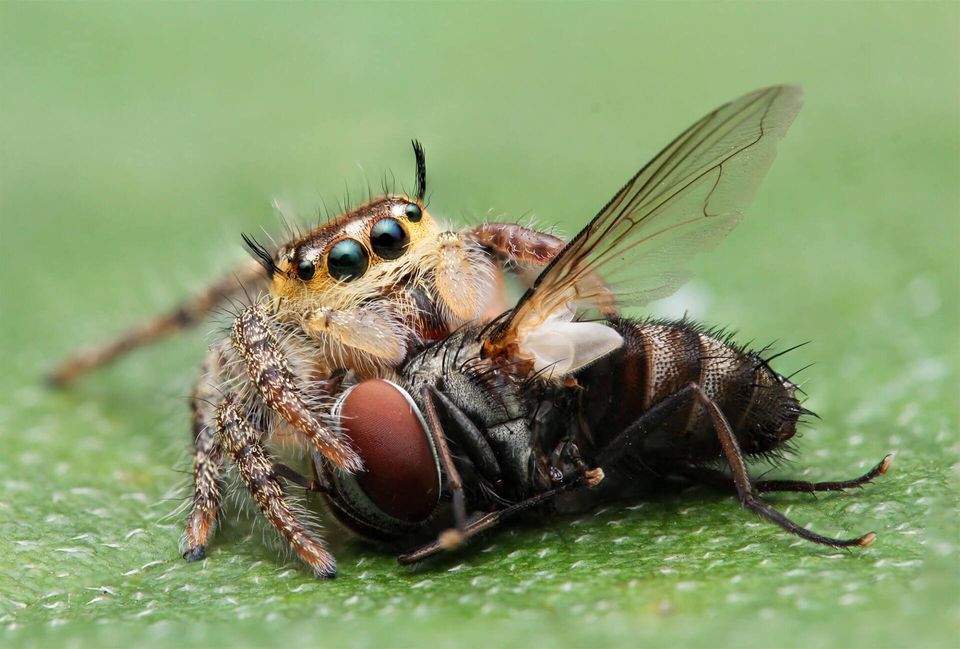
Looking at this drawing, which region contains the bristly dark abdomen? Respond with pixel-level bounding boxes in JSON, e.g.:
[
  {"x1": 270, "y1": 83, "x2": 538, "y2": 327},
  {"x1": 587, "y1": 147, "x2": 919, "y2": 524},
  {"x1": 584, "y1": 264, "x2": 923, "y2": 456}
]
[{"x1": 575, "y1": 317, "x2": 805, "y2": 468}]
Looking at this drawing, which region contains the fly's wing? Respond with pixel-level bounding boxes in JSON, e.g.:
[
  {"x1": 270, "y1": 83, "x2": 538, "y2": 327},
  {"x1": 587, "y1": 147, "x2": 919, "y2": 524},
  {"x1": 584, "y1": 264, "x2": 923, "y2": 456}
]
[{"x1": 484, "y1": 85, "x2": 803, "y2": 370}]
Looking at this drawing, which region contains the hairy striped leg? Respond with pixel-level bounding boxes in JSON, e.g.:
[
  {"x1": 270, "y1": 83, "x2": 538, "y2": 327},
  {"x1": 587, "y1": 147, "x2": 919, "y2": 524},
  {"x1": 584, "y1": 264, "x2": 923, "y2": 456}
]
[
  {"x1": 183, "y1": 343, "x2": 229, "y2": 561},
  {"x1": 49, "y1": 258, "x2": 266, "y2": 386},
  {"x1": 232, "y1": 304, "x2": 362, "y2": 473},
  {"x1": 217, "y1": 394, "x2": 337, "y2": 577}
]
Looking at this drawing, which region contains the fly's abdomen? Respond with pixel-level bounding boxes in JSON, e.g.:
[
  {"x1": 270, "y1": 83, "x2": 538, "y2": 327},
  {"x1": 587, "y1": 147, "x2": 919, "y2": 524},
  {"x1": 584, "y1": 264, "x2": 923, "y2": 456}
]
[{"x1": 578, "y1": 318, "x2": 802, "y2": 464}]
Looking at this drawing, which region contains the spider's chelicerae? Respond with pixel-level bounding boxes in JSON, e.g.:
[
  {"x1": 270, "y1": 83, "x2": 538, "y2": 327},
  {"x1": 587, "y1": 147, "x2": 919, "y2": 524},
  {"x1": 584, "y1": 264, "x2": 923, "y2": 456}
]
[{"x1": 51, "y1": 143, "x2": 575, "y2": 576}]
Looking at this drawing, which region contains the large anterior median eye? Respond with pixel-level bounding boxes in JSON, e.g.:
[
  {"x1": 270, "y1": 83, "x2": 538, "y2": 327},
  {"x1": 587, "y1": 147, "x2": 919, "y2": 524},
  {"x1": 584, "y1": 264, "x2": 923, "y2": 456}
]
[
  {"x1": 327, "y1": 238, "x2": 369, "y2": 281},
  {"x1": 370, "y1": 217, "x2": 409, "y2": 260}
]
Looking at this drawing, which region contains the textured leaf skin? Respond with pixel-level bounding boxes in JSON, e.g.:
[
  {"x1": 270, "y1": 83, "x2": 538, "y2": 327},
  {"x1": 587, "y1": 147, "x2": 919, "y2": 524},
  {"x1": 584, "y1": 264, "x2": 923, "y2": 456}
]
[{"x1": 1, "y1": 3, "x2": 957, "y2": 648}]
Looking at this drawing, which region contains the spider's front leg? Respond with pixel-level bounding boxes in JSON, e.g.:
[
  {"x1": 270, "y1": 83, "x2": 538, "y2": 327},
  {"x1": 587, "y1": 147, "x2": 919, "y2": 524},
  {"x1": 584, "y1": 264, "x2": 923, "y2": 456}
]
[
  {"x1": 463, "y1": 223, "x2": 617, "y2": 316},
  {"x1": 216, "y1": 393, "x2": 337, "y2": 577},
  {"x1": 464, "y1": 222, "x2": 567, "y2": 269},
  {"x1": 232, "y1": 304, "x2": 362, "y2": 472},
  {"x1": 426, "y1": 223, "x2": 567, "y2": 326}
]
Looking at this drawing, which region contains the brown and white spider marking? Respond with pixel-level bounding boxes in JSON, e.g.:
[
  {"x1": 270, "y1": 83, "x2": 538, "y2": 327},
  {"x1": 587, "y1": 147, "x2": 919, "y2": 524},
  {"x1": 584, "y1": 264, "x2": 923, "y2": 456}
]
[{"x1": 50, "y1": 143, "x2": 577, "y2": 576}]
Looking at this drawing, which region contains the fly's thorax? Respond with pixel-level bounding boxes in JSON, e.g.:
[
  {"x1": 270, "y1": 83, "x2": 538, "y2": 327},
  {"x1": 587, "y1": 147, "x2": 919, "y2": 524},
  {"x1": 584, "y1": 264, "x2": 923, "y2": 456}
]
[{"x1": 401, "y1": 328, "x2": 482, "y2": 387}]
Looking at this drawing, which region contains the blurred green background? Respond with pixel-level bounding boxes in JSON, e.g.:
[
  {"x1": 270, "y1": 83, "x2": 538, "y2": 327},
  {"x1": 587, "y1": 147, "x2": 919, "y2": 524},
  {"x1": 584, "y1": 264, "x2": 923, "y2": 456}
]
[{"x1": 1, "y1": 3, "x2": 957, "y2": 648}]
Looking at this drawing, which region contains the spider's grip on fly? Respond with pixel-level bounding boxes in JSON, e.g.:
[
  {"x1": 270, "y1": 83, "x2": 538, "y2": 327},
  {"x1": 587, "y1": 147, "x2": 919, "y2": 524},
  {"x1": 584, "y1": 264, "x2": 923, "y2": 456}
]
[{"x1": 232, "y1": 304, "x2": 364, "y2": 473}]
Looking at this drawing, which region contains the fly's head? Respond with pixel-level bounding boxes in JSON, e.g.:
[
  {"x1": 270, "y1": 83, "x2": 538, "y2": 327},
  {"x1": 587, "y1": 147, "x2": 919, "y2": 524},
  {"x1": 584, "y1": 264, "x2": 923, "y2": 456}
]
[{"x1": 318, "y1": 378, "x2": 442, "y2": 540}]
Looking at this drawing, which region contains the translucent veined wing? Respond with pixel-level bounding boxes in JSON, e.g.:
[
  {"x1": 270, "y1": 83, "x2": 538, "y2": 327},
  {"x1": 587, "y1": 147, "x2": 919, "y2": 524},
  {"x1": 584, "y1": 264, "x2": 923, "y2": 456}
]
[{"x1": 485, "y1": 85, "x2": 803, "y2": 357}]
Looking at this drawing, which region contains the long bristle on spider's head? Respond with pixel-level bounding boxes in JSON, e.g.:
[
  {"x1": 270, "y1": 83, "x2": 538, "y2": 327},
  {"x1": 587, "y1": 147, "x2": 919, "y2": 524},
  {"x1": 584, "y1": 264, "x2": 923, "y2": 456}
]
[
  {"x1": 242, "y1": 233, "x2": 278, "y2": 279},
  {"x1": 411, "y1": 139, "x2": 426, "y2": 203}
]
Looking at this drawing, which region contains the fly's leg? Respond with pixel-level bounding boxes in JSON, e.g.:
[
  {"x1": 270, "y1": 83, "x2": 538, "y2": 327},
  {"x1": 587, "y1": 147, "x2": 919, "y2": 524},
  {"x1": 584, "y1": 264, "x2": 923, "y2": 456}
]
[
  {"x1": 49, "y1": 258, "x2": 266, "y2": 386},
  {"x1": 677, "y1": 455, "x2": 892, "y2": 494},
  {"x1": 216, "y1": 394, "x2": 337, "y2": 577},
  {"x1": 419, "y1": 386, "x2": 470, "y2": 548},
  {"x1": 689, "y1": 382, "x2": 877, "y2": 548},
  {"x1": 232, "y1": 304, "x2": 362, "y2": 472},
  {"x1": 397, "y1": 468, "x2": 596, "y2": 565},
  {"x1": 594, "y1": 382, "x2": 700, "y2": 469},
  {"x1": 428, "y1": 387, "x2": 502, "y2": 483},
  {"x1": 274, "y1": 463, "x2": 326, "y2": 493},
  {"x1": 182, "y1": 344, "x2": 229, "y2": 561}
]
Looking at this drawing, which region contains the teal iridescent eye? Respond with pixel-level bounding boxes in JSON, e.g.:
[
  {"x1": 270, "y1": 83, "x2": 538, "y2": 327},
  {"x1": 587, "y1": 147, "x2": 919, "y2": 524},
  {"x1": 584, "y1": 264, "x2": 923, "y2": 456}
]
[
  {"x1": 370, "y1": 217, "x2": 409, "y2": 260},
  {"x1": 404, "y1": 203, "x2": 422, "y2": 222},
  {"x1": 296, "y1": 260, "x2": 316, "y2": 281},
  {"x1": 327, "y1": 239, "x2": 369, "y2": 281}
]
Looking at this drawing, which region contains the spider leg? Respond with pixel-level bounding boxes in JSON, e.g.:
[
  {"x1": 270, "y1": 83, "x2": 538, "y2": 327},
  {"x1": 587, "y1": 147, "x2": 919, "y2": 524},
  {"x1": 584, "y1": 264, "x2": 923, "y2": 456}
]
[
  {"x1": 216, "y1": 393, "x2": 337, "y2": 577},
  {"x1": 232, "y1": 304, "x2": 362, "y2": 472},
  {"x1": 49, "y1": 258, "x2": 266, "y2": 386},
  {"x1": 183, "y1": 344, "x2": 229, "y2": 561},
  {"x1": 463, "y1": 222, "x2": 566, "y2": 268},
  {"x1": 463, "y1": 223, "x2": 617, "y2": 315},
  {"x1": 439, "y1": 223, "x2": 563, "y2": 320}
]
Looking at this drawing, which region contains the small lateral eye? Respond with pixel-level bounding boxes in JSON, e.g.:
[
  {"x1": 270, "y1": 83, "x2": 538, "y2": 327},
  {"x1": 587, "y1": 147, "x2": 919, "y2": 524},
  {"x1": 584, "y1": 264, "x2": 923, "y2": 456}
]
[
  {"x1": 404, "y1": 203, "x2": 422, "y2": 222},
  {"x1": 370, "y1": 217, "x2": 409, "y2": 260},
  {"x1": 296, "y1": 260, "x2": 316, "y2": 281},
  {"x1": 327, "y1": 238, "x2": 369, "y2": 281}
]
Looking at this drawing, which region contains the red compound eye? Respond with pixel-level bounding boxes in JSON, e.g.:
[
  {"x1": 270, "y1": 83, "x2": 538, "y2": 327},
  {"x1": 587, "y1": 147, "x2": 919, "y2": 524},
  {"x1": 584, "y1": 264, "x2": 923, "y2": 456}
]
[{"x1": 339, "y1": 380, "x2": 439, "y2": 522}]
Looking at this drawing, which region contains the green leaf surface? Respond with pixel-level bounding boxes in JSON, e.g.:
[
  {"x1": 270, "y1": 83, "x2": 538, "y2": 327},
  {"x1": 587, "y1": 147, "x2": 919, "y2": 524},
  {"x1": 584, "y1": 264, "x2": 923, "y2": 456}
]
[{"x1": 1, "y1": 3, "x2": 957, "y2": 648}]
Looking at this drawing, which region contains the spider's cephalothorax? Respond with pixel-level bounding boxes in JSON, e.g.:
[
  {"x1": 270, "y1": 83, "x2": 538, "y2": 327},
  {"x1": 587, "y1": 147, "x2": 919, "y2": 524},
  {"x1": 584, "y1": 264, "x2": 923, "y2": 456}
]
[{"x1": 258, "y1": 193, "x2": 497, "y2": 375}]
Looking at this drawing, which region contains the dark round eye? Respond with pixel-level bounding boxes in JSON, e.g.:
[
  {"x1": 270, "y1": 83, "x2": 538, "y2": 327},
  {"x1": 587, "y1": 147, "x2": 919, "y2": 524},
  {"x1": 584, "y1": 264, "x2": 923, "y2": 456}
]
[
  {"x1": 327, "y1": 238, "x2": 369, "y2": 281},
  {"x1": 370, "y1": 217, "x2": 409, "y2": 260},
  {"x1": 296, "y1": 260, "x2": 316, "y2": 281},
  {"x1": 404, "y1": 203, "x2": 422, "y2": 222}
]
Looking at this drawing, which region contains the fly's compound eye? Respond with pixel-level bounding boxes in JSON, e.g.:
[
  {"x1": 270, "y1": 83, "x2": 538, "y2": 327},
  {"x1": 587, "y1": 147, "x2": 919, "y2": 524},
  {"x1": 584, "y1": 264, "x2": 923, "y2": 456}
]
[
  {"x1": 404, "y1": 203, "x2": 422, "y2": 222},
  {"x1": 327, "y1": 238, "x2": 369, "y2": 281},
  {"x1": 370, "y1": 217, "x2": 409, "y2": 260},
  {"x1": 336, "y1": 380, "x2": 439, "y2": 522},
  {"x1": 296, "y1": 259, "x2": 316, "y2": 281}
]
